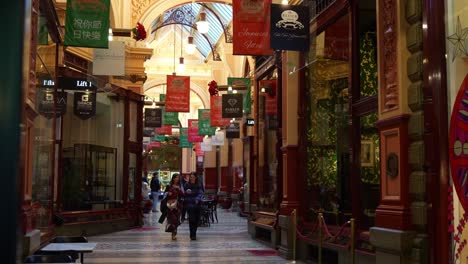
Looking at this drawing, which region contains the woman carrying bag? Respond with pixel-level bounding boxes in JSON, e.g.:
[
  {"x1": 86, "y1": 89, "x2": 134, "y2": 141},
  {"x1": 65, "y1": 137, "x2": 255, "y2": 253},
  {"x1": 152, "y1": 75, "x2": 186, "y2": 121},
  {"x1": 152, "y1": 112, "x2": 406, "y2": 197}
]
[
  {"x1": 184, "y1": 172, "x2": 204, "y2": 240},
  {"x1": 160, "y1": 173, "x2": 183, "y2": 240}
]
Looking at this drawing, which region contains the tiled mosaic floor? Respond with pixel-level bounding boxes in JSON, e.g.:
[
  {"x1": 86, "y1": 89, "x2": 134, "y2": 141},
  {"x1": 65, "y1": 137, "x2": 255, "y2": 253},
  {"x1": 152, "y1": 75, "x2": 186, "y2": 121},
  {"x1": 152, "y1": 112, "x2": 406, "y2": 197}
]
[{"x1": 85, "y1": 209, "x2": 297, "y2": 263}]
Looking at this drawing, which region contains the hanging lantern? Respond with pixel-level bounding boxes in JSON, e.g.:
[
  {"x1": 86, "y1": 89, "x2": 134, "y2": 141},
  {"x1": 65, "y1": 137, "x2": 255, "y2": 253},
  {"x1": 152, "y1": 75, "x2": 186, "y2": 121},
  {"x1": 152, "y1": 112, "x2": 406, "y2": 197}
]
[
  {"x1": 185, "y1": 36, "x2": 196, "y2": 54},
  {"x1": 196, "y1": 12, "x2": 209, "y2": 34}
]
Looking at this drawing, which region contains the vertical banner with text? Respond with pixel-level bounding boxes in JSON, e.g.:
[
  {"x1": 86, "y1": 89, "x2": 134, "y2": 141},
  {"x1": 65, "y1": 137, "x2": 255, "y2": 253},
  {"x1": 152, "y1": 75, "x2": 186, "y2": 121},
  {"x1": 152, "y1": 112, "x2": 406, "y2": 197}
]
[
  {"x1": 198, "y1": 109, "x2": 216, "y2": 135},
  {"x1": 64, "y1": 0, "x2": 110, "y2": 48},
  {"x1": 166, "y1": 75, "x2": 190, "y2": 112},
  {"x1": 73, "y1": 92, "x2": 96, "y2": 120},
  {"x1": 233, "y1": 0, "x2": 274, "y2": 55},
  {"x1": 222, "y1": 94, "x2": 244, "y2": 118},
  {"x1": 210, "y1": 96, "x2": 230, "y2": 127},
  {"x1": 270, "y1": 4, "x2": 310, "y2": 51},
  {"x1": 162, "y1": 107, "x2": 179, "y2": 125},
  {"x1": 188, "y1": 119, "x2": 204, "y2": 142},
  {"x1": 259, "y1": 79, "x2": 277, "y2": 115},
  {"x1": 228, "y1": 77, "x2": 252, "y2": 114},
  {"x1": 144, "y1": 108, "x2": 162, "y2": 128},
  {"x1": 179, "y1": 127, "x2": 193, "y2": 148},
  {"x1": 155, "y1": 125, "x2": 173, "y2": 135}
]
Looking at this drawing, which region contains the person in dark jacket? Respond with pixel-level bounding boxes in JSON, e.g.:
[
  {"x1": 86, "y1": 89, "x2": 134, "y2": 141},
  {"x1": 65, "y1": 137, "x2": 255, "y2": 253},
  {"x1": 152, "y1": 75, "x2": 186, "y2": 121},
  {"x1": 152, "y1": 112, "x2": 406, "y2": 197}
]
[
  {"x1": 150, "y1": 172, "x2": 161, "y2": 212},
  {"x1": 184, "y1": 172, "x2": 204, "y2": 240}
]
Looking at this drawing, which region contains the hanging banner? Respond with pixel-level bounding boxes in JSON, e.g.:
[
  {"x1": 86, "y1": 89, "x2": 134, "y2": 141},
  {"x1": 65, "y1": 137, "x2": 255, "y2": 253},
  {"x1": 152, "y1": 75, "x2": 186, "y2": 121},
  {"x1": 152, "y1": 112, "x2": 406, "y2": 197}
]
[
  {"x1": 64, "y1": 0, "x2": 110, "y2": 48},
  {"x1": 179, "y1": 127, "x2": 193, "y2": 148},
  {"x1": 270, "y1": 4, "x2": 309, "y2": 51},
  {"x1": 194, "y1": 143, "x2": 204, "y2": 156},
  {"x1": 222, "y1": 94, "x2": 244, "y2": 118},
  {"x1": 155, "y1": 125, "x2": 172, "y2": 135},
  {"x1": 226, "y1": 122, "x2": 240, "y2": 138},
  {"x1": 160, "y1": 94, "x2": 166, "y2": 102},
  {"x1": 188, "y1": 119, "x2": 204, "y2": 142},
  {"x1": 198, "y1": 109, "x2": 216, "y2": 135},
  {"x1": 163, "y1": 107, "x2": 179, "y2": 125},
  {"x1": 201, "y1": 137, "x2": 213, "y2": 151},
  {"x1": 233, "y1": 0, "x2": 274, "y2": 55},
  {"x1": 144, "y1": 108, "x2": 162, "y2": 128},
  {"x1": 38, "y1": 15, "x2": 49, "y2": 45},
  {"x1": 37, "y1": 89, "x2": 68, "y2": 119},
  {"x1": 93, "y1": 41, "x2": 125, "y2": 76},
  {"x1": 210, "y1": 96, "x2": 230, "y2": 127},
  {"x1": 449, "y1": 74, "x2": 468, "y2": 213},
  {"x1": 259, "y1": 79, "x2": 277, "y2": 115},
  {"x1": 228, "y1": 77, "x2": 251, "y2": 114},
  {"x1": 73, "y1": 92, "x2": 96, "y2": 120},
  {"x1": 153, "y1": 134, "x2": 166, "y2": 142},
  {"x1": 166, "y1": 75, "x2": 190, "y2": 112},
  {"x1": 211, "y1": 131, "x2": 225, "y2": 146},
  {"x1": 143, "y1": 127, "x2": 155, "y2": 137}
]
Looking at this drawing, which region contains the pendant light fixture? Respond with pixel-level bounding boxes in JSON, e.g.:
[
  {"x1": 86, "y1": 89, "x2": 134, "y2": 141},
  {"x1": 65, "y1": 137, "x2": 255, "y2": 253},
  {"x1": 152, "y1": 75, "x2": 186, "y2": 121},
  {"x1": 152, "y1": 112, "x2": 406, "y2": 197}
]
[{"x1": 196, "y1": 11, "x2": 209, "y2": 34}]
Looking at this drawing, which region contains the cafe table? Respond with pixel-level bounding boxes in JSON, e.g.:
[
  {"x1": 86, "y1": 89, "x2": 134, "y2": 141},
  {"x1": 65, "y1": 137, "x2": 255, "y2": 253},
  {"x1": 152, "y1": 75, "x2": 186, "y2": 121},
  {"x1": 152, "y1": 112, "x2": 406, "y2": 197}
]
[{"x1": 39, "y1": 242, "x2": 97, "y2": 264}]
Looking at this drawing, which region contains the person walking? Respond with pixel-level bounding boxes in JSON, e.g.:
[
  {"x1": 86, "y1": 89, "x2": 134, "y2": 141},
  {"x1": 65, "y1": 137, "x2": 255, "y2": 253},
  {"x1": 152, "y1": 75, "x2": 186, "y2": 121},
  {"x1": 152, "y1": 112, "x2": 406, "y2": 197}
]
[
  {"x1": 150, "y1": 172, "x2": 161, "y2": 212},
  {"x1": 184, "y1": 172, "x2": 204, "y2": 240},
  {"x1": 180, "y1": 175, "x2": 189, "y2": 222},
  {"x1": 162, "y1": 173, "x2": 183, "y2": 240}
]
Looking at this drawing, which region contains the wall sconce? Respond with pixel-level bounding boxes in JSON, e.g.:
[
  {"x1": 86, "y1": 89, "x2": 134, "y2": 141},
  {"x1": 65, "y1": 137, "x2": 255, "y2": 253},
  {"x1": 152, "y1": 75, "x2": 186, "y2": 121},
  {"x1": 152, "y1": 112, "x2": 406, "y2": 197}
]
[{"x1": 196, "y1": 12, "x2": 209, "y2": 34}]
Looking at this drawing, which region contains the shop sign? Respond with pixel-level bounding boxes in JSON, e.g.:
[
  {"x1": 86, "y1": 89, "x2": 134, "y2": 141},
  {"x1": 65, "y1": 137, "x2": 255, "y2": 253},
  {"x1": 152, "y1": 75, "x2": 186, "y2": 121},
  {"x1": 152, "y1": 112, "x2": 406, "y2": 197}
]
[
  {"x1": 222, "y1": 94, "x2": 243, "y2": 118},
  {"x1": 188, "y1": 119, "x2": 203, "y2": 142},
  {"x1": 163, "y1": 107, "x2": 179, "y2": 125},
  {"x1": 228, "y1": 77, "x2": 251, "y2": 114},
  {"x1": 166, "y1": 75, "x2": 190, "y2": 112},
  {"x1": 449, "y1": 74, "x2": 468, "y2": 213},
  {"x1": 226, "y1": 122, "x2": 240, "y2": 138},
  {"x1": 246, "y1": 118, "x2": 255, "y2": 126},
  {"x1": 58, "y1": 76, "x2": 97, "y2": 91},
  {"x1": 270, "y1": 4, "x2": 309, "y2": 51},
  {"x1": 73, "y1": 92, "x2": 96, "y2": 120},
  {"x1": 233, "y1": 0, "x2": 274, "y2": 55},
  {"x1": 64, "y1": 0, "x2": 110, "y2": 48},
  {"x1": 144, "y1": 108, "x2": 162, "y2": 128},
  {"x1": 198, "y1": 109, "x2": 216, "y2": 135},
  {"x1": 37, "y1": 89, "x2": 67, "y2": 119},
  {"x1": 179, "y1": 127, "x2": 193, "y2": 148}
]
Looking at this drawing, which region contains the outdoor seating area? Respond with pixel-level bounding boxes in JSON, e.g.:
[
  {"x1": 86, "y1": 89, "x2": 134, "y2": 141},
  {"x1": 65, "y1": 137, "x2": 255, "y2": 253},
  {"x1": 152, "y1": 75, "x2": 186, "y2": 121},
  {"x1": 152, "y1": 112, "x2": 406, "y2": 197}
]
[{"x1": 199, "y1": 196, "x2": 218, "y2": 227}]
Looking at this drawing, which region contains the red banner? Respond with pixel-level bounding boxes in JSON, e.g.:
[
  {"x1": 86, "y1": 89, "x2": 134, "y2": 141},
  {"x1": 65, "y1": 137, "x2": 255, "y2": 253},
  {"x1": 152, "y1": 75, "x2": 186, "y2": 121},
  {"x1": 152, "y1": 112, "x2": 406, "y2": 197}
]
[
  {"x1": 166, "y1": 75, "x2": 190, "y2": 112},
  {"x1": 210, "y1": 96, "x2": 230, "y2": 127},
  {"x1": 188, "y1": 119, "x2": 204, "y2": 142},
  {"x1": 233, "y1": 0, "x2": 274, "y2": 55},
  {"x1": 146, "y1": 142, "x2": 161, "y2": 151},
  {"x1": 155, "y1": 125, "x2": 172, "y2": 135},
  {"x1": 194, "y1": 143, "x2": 204, "y2": 156},
  {"x1": 259, "y1": 79, "x2": 277, "y2": 115}
]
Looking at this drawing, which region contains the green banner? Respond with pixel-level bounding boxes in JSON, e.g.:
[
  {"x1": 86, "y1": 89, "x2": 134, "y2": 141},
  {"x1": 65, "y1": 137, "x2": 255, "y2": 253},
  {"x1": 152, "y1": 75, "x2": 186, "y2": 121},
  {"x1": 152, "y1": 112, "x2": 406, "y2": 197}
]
[
  {"x1": 198, "y1": 109, "x2": 216, "y2": 135},
  {"x1": 64, "y1": 0, "x2": 110, "y2": 48},
  {"x1": 153, "y1": 134, "x2": 166, "y2": 142},
  {"x1": 179, "y1": 127, "x2": 193, "y2": 148},
  {"x1": 228, "y1": 77, "x2": 251, "y2": 114},
  {"x1": 160, "y1": 94, "x2": 166, "y2": 102},
  {"x1": 163, "y1": 107, "x2": 179, "y2": 125},
  {"x1": 38, "y1": 15, "x2": 48, "y2": 45}
]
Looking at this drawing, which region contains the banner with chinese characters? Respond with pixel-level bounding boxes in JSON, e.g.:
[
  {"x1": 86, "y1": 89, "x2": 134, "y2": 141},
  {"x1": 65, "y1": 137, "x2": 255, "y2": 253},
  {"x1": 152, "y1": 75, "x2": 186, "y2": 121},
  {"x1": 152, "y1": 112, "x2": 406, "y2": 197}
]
[
  {"x1": 198, "y1": 109, "x2": 216, "y2": 135},
  {"x1": 64, "y1": 0, "x2": 110, "y2": 48},
  {"x1": 155, "y1": 125, "x2": 172, "y2": 135},
  {"x1": 188, "y1": 119, "x2": 204, "y2": 142},
  {"x1": 222, "y1": 94, "x2": 243, "y2": 118},
  {"x1": 270, "y1": 4, "x2": 309, "y2": 51},
  {"x1": 179, "y1": 127, "x2": 193, "y2": 148},
  {"x1": 73, "y1": 92, "x2": 96, "y2": 120},
  {"x1": 233, "y1": 0, "x2": 274, "y2": 55},
  {"x1": 163, "y1": 107, "x2": 179, "y2": 125},
  {"x1": 166, "y1": 75, "x2": 190, "y2": 112},
  {"x1": 228, "y1": 77, "x2": 251, "y2": 114},
  {"x1": 259, "y1": 79, "x2": 277, "y2": 115},
  {"x1": 144, "y1": 108, "x2": 162, "y2": 128},
  {"x1": 210, "y1": 96, "x2": 230, "y2": 127}
]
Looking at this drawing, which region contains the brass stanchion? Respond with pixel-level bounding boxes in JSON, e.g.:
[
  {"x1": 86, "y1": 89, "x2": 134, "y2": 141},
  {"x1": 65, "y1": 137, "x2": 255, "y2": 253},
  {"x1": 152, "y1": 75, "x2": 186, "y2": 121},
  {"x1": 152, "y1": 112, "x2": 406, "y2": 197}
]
[
  {"x1": 292, "y1": 209, "x2": 297, "y2": 262},
  {"x1": 318, "y1": 212, "x2": 323, "y2": 264},
  {"x1": 350, "y1": 218, "x2": 355, "y2": 264}
]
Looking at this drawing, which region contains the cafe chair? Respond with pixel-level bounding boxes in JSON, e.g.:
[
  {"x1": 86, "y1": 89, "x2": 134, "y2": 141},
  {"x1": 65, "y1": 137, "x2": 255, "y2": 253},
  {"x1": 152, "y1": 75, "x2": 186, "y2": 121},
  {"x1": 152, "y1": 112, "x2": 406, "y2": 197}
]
[{"x1": 24, "y1": 254, "x2": 74, "y2": 263}]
